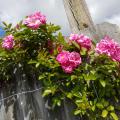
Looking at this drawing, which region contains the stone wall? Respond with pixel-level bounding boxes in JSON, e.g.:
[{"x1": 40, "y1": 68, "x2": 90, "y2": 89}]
[{"x1": 96, "y1": 22, "x2": 120, "y2": 42}]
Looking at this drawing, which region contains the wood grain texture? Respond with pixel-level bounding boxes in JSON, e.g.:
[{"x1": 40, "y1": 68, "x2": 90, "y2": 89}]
[{"x1": 63, "y1": 0, "x2": 95, "y2": 33}]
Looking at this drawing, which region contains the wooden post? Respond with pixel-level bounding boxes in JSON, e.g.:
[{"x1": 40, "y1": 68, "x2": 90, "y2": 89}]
[{"x1": 63, "y1": 0, "x2": 98, "y2": 39}]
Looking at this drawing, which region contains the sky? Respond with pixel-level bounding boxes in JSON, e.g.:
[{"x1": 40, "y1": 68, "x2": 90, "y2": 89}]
[
  {"x1": 0, "y1": 0, "x2": 120, "y2": 35},
  {"x1": 0, "y1": 27, "x2": 5, "y2": 37},
  {"x1": 86, "y1": 0, "x2": 120, "y2": 25}
]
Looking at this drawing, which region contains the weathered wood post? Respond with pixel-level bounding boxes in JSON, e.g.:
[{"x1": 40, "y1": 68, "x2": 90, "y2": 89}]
[
  {"x1": 63, "y1": 0, "x2": 95, "y2": 33},
  {"x1": 63, "y1": 0, "x2": 100, "y2": 41}
]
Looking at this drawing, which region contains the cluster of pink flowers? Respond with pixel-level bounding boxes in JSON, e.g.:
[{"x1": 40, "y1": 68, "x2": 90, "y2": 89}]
[
  {"x1": 96, "y1": 36, "x2": 120, "y2": 62},
  {"x1": 2, "y1": 35, "x2": 14, "y2": 50},
  {"x1": 56, "y1": 51, "x2": 81, "y2": 73},
  {"x1": 24, "y1": 12, "x2": 46, "y2": 29},
  {"x1": 69, "y1": 34, "x2": 92, "y2": 50}
]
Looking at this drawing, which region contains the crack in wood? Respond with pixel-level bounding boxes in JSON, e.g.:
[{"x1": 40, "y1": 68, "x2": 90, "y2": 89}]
[{"x1": 69, "y1": 0, "x2": 81, "y2": 31}]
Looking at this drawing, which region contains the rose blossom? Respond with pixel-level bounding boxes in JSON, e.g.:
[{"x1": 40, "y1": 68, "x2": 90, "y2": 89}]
[
  {"x1": 96, "y1": 36, "x2": 112, "y2": 55},
  {"x1": 56, "y1": 51, "x2": 70, "y2": 65},
  {"x1": 111, "y1": 46, "x2": 120, "y2": 62},
  {"x1": 69, "y1": 33, "x2": 92, "y2": 50},
  {"x1": 24, "y1": 12, "x2": 46, "y2": 29},
  {"x1": 69, "y1": 34, "x2": 80, "y2": 41},
  {"x1": 96, "y1": 36, "x2": 120, "y2": 62},
  {"x1": 2, "y1": 34, "x2": 14, "y2": 50},
  {"x1": 56, "y1": 51, "x2": 82, "y2": 73},
  {"x1": 62, "y1": 65, "x2": 73, "y2": 73},
  {"x1": 76, "y1": 34, "x2": 92, "y2": 50},
  {"x1": 68, "y1": 52, "x2": 82, "y2": 68}
]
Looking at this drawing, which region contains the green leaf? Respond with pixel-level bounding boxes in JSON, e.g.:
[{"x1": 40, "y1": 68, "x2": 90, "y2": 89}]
[
  {"x1": 57, "y1": 100, "x2": 61, "y2": 106},
  {"x1": 107, "y1": 105, "x2": 114, "y2": 111},
  {"x1": 101, "y1": 99, "x2": 109, "y2": 107},
  {"x1": 57, "y1": 32, "x2": 65, "y2": 43},
  {"x1": 74, "y1": 110, "x2": 81, "y2": 115},
  {"x1": 71, "y1": 75, "x2": 77, "y2": 81},
  {"x1": 28, "y1": 60, "x2": 37, "y2": 64},
  {"x1": 80, "y1": 47, "x2": 87, "y2": 55},
  {"x1": 72, "y1": 41, "x2": 80, "y2": 50},
  {"x1": 84, "y1": 73, "x2": 97, "y2": 81},
  {"x1": 96, "y1": 103, "x2": 104, "y2": 109},
  {"x1": 110, "y1": 112, "x2": 118, "y2": 120},
  {"x1": 100, "y1": 80, "x2": 106, "y2": 87},
  {"x1": 101, "y1": 110, "x2": 108, "y2": 118},
  {"x1": 67, "y1": 93, "x2": 73, "y2": 99},
  {"x1": 66, "y1": 82, "x2": 70, "y2": 86},
  {"x1": 8, "y1": 23, "x2": 12, "y2": 29},
  {"x1": 42, "y1": 89, "x2": 52, "y2": 97},
  {"x1": 47, "y1": 24, "x2": 60, "y2": 33},
  {"x1": 91, "y1": 106, "x2": 95, "y2": 111},
  {"x1": 2, "y1": 22, "x2": 7, "y2": 27},
  {"x1": 36, "y1": 63, "x2": 40, "y2": 68},
  {"x1": 38, "y1": 75, "x2": 46, "y2": 80},
  {"x1": 52, "y1": 98, "x2": 61, "y2": 107}
]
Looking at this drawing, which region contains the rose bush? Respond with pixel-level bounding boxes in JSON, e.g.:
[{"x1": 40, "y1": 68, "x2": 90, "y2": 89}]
[{"x1": 0, "y1": 11, "x2": 120, "y2": 120}]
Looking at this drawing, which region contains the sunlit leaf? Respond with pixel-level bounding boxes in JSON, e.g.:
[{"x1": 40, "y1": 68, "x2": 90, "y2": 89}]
[{"x1": 101, "y1": 109, "x2": 108, "y2": 118}]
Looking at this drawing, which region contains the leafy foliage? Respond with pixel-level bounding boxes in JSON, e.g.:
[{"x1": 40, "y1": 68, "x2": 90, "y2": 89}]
[{"x1": 0, "y1": 13, "x2": 120, "y2": 120}]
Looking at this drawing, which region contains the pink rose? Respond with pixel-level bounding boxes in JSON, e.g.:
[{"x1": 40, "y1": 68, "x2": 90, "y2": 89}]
[
  {"x1": 24, "y1": 12, "x2": 46, "y2": 29},
  {"x1": 96, "y1": 36, "x2": 112, "y2": 55},
  {"x1": 96, "y1": 36, "x2": 120, "y2": 62},
  {"x1": 56, "y1": 51, "x2": 70, "y2": 65},
  {"x1": 69, "y1": 34, "x2": 79, "y2": 41},
  {"x1": 69, "y1": 34, "x2": 92, "y2": 50},
  {"x1": 76, "y1": 34, "x2": 92, "y2": 50},
  {"x1": 2, "y1": 34, "x2": 14, "y2": 50},
  {"x1": 62, "y1": 65, "x2": 73, "y2": 74},
  {"x1": 111, "y1": 46, "x2": 120, "y2": 62},
  {"x1": 56, "y1": 51, "x2": 82, "y2": 73},
  {"x1": 68, "y1": 52, "x2": 82, "y2": 68}
]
